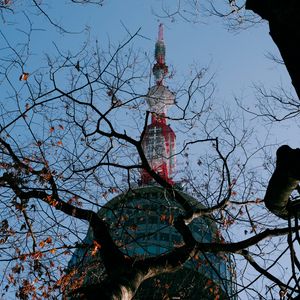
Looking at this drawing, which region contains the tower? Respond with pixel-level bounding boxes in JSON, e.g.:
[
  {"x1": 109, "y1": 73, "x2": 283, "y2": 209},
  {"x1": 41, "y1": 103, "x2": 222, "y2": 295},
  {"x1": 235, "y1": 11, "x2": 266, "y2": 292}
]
[
  {"x1": 141, "y1": 24, "x2": 176, "y2": 185},
  {"x1": 67, "y1": 25, "x2": 237, "y2": 300}
]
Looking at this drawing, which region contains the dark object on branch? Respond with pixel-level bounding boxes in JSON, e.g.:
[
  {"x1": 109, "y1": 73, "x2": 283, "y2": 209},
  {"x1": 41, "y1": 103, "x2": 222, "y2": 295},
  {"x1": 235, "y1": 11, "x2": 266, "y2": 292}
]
[
  {"x1": 107, "y1": 89, "x2": 122, "y2": 107},
  {"x1": 246, "y1": 0, "x2": 300, "y2": 99},
  {"x1": 75, "y1": 60, "x2": 80, "y2": 71},
  {"x1": 264, "y1": 145, "x2": 300, "y2": 219}
]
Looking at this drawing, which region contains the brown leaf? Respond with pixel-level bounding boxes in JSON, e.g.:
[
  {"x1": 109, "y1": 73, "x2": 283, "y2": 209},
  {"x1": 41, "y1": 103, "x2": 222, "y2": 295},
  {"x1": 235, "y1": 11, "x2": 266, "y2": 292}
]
[
  {"x1": 45, "y1": 237, "x2": 52, "y2": 244},
  {"x1": 91, "y1": 240, "x2": 101, "y2": 256},
  {"x1": 49, "y1": 248, "x2": 56, "y2": 254},
  {"x1": 39, "y1": 241, "x2": 45, "y2": 248},
  {"x1": 19, "y1": 72, "x2": 29, "y2": 81}
]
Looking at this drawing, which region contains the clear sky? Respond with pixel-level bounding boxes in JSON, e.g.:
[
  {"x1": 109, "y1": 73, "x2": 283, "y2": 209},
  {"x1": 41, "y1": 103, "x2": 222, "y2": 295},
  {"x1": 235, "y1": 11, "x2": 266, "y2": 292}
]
[{"x1": 3, "y1": 0, "x2": 296, "y2": 146}]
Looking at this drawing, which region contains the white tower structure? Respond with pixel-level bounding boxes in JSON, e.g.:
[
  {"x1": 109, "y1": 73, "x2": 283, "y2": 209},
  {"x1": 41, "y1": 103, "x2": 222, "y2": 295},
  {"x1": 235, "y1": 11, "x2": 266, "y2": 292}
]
[{"x1": 141, "y1": 24, "x2": 176, "y2": 185}]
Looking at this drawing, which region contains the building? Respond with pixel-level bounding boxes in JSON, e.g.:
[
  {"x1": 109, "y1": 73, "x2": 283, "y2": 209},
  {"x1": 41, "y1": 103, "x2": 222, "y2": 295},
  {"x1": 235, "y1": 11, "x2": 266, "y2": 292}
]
[{"x1": 68, "y1": 24, "x2": 237, "y2": 299}]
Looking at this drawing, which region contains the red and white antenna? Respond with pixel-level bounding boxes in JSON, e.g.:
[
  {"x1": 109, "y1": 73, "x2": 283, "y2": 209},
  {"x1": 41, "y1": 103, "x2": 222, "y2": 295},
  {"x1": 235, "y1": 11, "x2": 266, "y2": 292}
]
[{"x1": 141, "y1": 24, "x2": 176, "y2": 185}]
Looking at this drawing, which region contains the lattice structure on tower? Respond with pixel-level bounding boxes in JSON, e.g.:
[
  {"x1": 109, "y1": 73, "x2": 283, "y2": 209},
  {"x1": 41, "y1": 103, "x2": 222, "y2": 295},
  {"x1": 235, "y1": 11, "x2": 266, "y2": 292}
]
[{"x1": 141, "y1": 24, "x2": 176, "y2": 185}]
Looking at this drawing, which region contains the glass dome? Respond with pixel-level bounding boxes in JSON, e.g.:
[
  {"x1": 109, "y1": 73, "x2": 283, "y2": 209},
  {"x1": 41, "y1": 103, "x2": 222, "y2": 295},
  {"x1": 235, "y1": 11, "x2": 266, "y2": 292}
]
[{"x1": 69, "y1": 186, "x2": 237, "y2": 299}]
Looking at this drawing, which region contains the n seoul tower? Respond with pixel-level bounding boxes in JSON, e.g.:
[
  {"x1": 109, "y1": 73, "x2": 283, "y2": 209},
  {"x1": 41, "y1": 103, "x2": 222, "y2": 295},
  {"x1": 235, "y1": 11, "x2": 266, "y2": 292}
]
[
  {"x1": 67, "y1": 24, "x2": 237, "y2": 300},
  {"x1": 141, "y1": 24, "x2": 176, "y2": 185}
]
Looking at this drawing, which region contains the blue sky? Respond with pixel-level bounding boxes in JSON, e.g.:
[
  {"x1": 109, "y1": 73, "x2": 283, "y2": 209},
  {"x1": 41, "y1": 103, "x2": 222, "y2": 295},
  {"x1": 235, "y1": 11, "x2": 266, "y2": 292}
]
[
  {"x1": 33, "y1": 1, "x2": 295, "y2": 144},
  {"x1": 11, "y1": 0, "x2": 293, "y2": 145},
  {"x1": 4, "y1": 0, "x2": 291, "y2": 101}
]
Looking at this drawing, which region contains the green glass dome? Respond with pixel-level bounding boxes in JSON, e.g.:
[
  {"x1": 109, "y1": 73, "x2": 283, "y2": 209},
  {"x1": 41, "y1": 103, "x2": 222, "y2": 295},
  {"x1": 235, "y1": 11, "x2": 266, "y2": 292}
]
[{"x1": 69, "y1": 186, "x2": 237, "y2": 299}]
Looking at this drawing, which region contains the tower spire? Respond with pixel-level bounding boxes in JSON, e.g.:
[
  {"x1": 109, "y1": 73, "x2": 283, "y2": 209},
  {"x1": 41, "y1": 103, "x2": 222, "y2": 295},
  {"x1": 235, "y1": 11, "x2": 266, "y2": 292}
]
[
  {"x1": 158, "y1": 22, "x2": 164, "y2": 41},
  {"x1": 141, "y1": 24, "x2": 176, "y2": 185},
  {"x1": 153, "y1": 23, "x2": 168, "y2": 85}
]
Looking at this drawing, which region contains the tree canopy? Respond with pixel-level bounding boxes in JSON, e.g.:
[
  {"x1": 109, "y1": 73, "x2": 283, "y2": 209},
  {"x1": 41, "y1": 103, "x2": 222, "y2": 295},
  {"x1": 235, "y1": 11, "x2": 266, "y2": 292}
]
[{"x1": 1, "y1": 1, "x2": 300, "y2": 299}]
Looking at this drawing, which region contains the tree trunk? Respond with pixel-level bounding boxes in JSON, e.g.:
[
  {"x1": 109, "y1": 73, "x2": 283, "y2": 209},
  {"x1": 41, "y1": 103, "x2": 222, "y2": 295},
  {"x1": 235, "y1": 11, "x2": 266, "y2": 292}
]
[
  {"x1": 264, "y1": 145, "x2": 300, "y2": 219},
  {"x1": 246, "y1": 0, "x2": 300, "y2": 99}
]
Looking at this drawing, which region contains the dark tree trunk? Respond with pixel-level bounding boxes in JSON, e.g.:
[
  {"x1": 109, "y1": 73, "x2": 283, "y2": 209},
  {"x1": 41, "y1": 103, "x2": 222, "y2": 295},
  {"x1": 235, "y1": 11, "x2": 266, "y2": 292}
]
[
  {"x1": 245, "y1": 1, "x2": 300, "y2": 219},
  {"x1": 264, "y1": 145, "x2": 300, "y2": 219},
  {"x1": 246, "y1": 0, "x2": 300, "y2": 99}
]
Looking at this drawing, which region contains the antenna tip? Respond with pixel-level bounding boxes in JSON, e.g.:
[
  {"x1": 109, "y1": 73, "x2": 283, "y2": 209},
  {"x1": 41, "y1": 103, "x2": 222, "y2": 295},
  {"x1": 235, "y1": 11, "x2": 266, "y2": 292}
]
[{"x1": 158, "y1": 23, "x2": 164, "y2": 41}]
